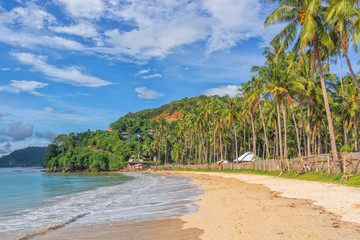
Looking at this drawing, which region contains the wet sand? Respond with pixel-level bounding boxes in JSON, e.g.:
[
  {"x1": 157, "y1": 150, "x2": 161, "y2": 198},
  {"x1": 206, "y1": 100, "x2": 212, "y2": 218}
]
[
  {"x1": 36, "y1": 218, "x2": 203, "y2": 240},
  {"x1": 36, "y1": 172, "x2": 360, "y2": 240}
]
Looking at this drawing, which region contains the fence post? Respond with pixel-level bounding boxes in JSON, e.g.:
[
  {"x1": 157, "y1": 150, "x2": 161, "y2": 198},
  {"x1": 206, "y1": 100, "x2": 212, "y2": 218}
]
[{"x1": 343, "y1": 154, "x2": 347, "y2": 174}]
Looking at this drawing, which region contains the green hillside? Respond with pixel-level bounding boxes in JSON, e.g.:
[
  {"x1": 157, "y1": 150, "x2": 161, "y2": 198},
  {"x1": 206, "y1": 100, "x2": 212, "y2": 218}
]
[
  {"x1": 44, "y1": 95, "x2": 225, "y2": 171},
  {"x1": 0, "y1": 147, "x2": 48, "y2": 167}
]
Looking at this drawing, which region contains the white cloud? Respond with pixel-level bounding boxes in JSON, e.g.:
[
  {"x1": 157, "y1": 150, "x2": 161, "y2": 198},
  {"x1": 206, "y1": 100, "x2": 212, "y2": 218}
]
[
  {"x1": 56, "y1": 0, "x2": 105, "y2": 19},
  {"x1": 49, "y1": 22, "x2": 98, "y2": 38},
  {"x1": 202, "y1": 0, "x2": 266, "y2": 54},
  {"x1": 141, "y1": 73, "x2": 162, "y2": 79},
  {"x1": 203, "y1": 85, "x2": 241, "y2": 97},
  {"x1": 3, "y1": 2, "x2": 55, "y2": 29},
  {"x1": 0, "y1": 0, "x2": 278, "y2": 63},
  {"x1": 0, "y1": 3, "x2": 85, "y2": 51},
  {"x1": 135, "y1": 87, "x2": 164, "y2": 99},
  {"x1": 136, "y1": 69, "x2": 162, "y2": 79},
  {"x1": 11, "y1": 52, "x2": 112, "y2": 87},
  {"x1": 0, "y1": 80, "x2": 48, "y2": 96},
  {"x1": 137, "y1": 69, "x2": 150, "y2": 75}
]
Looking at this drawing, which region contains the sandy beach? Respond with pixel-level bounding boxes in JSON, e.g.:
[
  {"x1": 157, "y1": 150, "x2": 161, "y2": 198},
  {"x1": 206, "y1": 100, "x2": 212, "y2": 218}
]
[{"x1": 37, "y1": 171, "x2": 360, "y2": 240}]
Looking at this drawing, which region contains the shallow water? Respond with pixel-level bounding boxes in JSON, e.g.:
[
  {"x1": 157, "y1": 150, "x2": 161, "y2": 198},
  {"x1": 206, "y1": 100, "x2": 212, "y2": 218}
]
[{"x1": 0, "y1": 168, "x2": 201, "y2": 239}]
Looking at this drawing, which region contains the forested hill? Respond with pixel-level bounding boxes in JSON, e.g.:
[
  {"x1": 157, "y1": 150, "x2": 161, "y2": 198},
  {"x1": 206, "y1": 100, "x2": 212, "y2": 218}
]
[
  {"x1": 43, "y1": 95, "x2": 225, "y2": 171},
  {"x1": 123, "y1": 95, "x2": 227, "y2": 119},
  {"x1": 0, "y1": 147, "x2": 47, "y2": 167}
]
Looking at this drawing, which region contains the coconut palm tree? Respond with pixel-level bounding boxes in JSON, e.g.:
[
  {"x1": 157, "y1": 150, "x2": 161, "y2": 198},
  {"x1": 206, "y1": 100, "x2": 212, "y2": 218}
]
[
  {"x1": 265, "y1": 0, "x2": 340, "y2": 172},
  {"x1": 326, "y1": 0, "x2": 360, "y2": 94}
]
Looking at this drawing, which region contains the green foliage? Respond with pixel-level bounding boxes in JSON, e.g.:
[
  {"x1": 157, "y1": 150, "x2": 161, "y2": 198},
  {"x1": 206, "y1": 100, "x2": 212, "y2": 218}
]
[{"x1": 340, "y1": 144, "x2": 351, "y2": 153}]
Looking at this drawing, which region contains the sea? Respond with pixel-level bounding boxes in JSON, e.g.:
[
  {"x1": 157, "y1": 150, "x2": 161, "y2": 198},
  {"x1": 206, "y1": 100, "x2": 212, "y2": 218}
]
[{"x1": 0, "y1": 167, "x2": 202, "y2": 240}]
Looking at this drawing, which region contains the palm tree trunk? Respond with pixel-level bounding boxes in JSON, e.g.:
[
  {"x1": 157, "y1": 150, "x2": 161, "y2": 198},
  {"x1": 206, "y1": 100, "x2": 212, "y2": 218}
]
[
  {"x1": 344, "y1": 121, "x2": 349, "y2": 146},
  {"x1": 213, "y1": 127, "x2": 216, "y2": 163},
  {"x1": 307, "y1": 102, "x2": 311, "y2": 155},
  {"x1": 318, "y1": 126, "x2": 322, "y2": 154},
  {"x1": 220, "y1": 131, "x2": 223, "y2": 160},
  {"x1": 198, "y1": 132, "x2": 203, "y2": 164},
  {"x1": 291, "y1": 104, "x2": 301, "y2": 156},
  {"x1": 164, "y1": 137, "x2": 168, "y2": 164},
  {"x1": 259, "y1": 102, "x2": 270, "y2": 158},
  {"x1": 276, "y1": 99, "x2": 284, "y2": 161},
  {"x1": 325, "y1": 125, "x2": 329, "y2": 154},
  {"x1": 314, "y1": 40, "x2": 340, "y2": 172},
  {"x1": 282, "y1": 101, "x2": 289, "y2": 169},
  {"x1": 275, "y1": 124, "x2": 279, "y2": 159},
  {"x1": 243, "y1": 123, "x2": 246, "y2": 153},
  {"x1": 300, "y1": 104, "x2": 307, "y2": 155},
  {"x1": 250, "y1": 113, "x2": 256, "y2": 154},
  {"x1": 233, "y1": 122, "x2": 238, "y2": 160},
  {"x1": 338, "y1": 52, "x2": 344, "y2": 94},
  {"x1": 343, "y1": 51, "x2": 360, "y2": 95},
  {"x1": 189, "y1": 129, "x2": 193, "y2": 163},
  {"x1": 354, "y1": 116, "x2": 359, "y2": 152}
]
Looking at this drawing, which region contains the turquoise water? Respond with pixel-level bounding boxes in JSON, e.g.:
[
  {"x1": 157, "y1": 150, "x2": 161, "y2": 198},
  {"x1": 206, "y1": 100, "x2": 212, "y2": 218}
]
[
  {"x1": 0, "y1": 167, "x2": 133, "y2": 217},
  {"x1": 0, "y1": 168, "x2": 201, "y2": 239}
]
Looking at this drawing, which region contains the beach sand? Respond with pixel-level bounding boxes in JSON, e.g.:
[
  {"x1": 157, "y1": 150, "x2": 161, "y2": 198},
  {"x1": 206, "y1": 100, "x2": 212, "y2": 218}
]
[
  {"x1": 37, "y1": 171, "x2": 360, "y2": 240},
  {"x1": 173, "y1": 171, "x2": 360, "y2": 240},
  {"x1": 36, "y1": 218, "x2": 203, "y2": 240}
]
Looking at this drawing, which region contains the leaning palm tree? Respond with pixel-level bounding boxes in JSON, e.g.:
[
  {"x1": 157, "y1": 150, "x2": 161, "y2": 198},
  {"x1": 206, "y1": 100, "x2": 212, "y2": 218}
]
[{"x1": 265, "y1": 0, "x2": 340, "y2": 172}]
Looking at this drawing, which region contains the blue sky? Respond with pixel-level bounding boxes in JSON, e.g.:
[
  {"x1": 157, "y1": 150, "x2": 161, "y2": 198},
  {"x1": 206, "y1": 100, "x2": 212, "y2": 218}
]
[{"x1": 0, "y1": 0, "x2": 358, "y2": 156}]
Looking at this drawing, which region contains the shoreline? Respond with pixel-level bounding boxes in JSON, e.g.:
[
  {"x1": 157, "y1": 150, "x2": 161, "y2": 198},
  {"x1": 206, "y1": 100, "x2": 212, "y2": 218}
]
[
  {"x1": 171, "y1": 171, "x2": 360, "y2": 239},
  {"x1": 33, "y1": 171, "x2": 360, "y2": 239}
]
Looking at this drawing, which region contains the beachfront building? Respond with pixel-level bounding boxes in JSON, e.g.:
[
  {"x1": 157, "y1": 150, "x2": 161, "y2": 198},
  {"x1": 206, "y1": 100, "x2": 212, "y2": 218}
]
[{"x1": 233, "y1": 152, "x2": 256, "y2": 162}]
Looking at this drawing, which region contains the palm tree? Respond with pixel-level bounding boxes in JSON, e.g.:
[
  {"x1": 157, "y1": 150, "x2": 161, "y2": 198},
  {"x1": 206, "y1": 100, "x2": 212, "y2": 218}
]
[
  {"x1": 130, "y1": 145, "x2": 145, "y2": 160},
  {"x1": 222, "y1": 96, "x2": 240, "y2": 160},
  {"x1": 265, "y1": 0, "x2": 340, "y2": 172},
  {"x1": 252, "y1": 44, "x2": 289, "y2": 167},
  {"x1": 326, "y1": 0, "x2": 360, "y2": 94}
]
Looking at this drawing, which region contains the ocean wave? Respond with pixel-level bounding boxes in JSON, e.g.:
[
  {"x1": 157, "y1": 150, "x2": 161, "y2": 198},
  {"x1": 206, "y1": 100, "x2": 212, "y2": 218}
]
[{"x1": 0, "y1": 173, "x2": 201, "y2": 239}]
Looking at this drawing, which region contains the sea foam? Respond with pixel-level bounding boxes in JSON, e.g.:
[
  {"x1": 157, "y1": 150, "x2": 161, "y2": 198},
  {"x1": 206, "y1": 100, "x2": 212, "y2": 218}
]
[{"x1": 0, "y1": 173, "x2": 201, "y2": 239}]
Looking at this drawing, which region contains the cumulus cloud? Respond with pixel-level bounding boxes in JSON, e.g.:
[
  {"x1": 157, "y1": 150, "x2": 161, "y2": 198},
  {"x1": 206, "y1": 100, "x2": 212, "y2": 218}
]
[
  {"x1": 0, "y1": 80, "x2": 48, "y2": 96},
  {"x1": 0, "y1": 3, "x2": 84, "y2": 51},
  {"x1": 135, "y1": 87, "x2": 164, "y2": 99},
  {"x1": 35, "y1": 130, "x2": 58, "y2": 141},
  {"x1": 0, "y1": 1, "x2": 279, "y2": 61},
  {"x1": 56, "y1": 0, "x2": 105, "y2": 19},
  {"x1": 0, "y1": 122, "x2": 34, "y2": 141},
  {"x1": 11, "y1": 52, "x2": 112, "y2": 87},
  {"x1": 203, "y1": 85, "x2": 241, "y2": 97}
]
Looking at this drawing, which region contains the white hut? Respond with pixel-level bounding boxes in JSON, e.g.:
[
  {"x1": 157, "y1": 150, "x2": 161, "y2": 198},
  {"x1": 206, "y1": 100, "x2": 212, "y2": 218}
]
[{"x1": 234, "y1": 152, "x2": 255, "y2": 162}]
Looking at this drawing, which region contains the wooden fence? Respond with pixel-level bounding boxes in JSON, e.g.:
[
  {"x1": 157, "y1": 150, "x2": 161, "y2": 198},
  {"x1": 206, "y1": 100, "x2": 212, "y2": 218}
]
[{"x1": 167, "y1": 152, "x2": 360, "y2": 174}]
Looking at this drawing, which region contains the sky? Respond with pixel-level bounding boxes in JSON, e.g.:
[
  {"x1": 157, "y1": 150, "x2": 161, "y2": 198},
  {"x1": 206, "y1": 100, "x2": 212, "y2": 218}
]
[{"x1": 0, "y1": 0, "x2": 358, "y2": 156}]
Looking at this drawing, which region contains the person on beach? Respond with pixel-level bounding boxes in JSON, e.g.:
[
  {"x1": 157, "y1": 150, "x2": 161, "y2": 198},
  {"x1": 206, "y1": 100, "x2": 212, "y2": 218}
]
[{"x1": 297, "y1": 167, "x2": 306, "y2": 175}]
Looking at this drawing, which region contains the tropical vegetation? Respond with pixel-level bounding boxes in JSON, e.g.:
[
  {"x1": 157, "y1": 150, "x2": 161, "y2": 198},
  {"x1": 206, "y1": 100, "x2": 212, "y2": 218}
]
[{"x1": 45, "y1": 0, "x2": 360, "y2": 173}]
